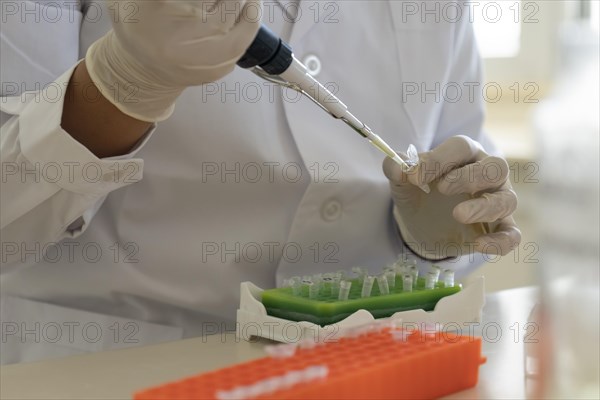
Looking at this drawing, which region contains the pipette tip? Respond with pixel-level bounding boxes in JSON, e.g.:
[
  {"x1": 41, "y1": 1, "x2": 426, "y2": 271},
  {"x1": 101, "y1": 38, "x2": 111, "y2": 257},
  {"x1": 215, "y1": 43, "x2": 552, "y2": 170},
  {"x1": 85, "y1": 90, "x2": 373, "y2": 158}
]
[
  {"x1": 391, "y1": 154, "x2": 406, "y2": 167},
  {"x1": 390, "y1": 155, "x2": 431, "y2": 194}
]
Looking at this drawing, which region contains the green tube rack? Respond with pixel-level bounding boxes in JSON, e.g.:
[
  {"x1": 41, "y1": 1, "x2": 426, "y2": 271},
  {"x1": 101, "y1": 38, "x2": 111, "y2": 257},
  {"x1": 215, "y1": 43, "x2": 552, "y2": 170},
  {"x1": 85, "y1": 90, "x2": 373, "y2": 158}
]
[{"x1": 261, "y1": 276, "x2": 461, "y2": 326}]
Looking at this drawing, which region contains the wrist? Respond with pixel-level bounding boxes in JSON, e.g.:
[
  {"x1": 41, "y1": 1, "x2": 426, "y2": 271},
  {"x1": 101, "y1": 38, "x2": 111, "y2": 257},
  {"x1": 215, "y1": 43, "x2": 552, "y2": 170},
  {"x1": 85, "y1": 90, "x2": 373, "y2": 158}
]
[
  {"x1": 85, "y1": 31, "x2": 183, "y2": 122},
  {"x1": 62, "y1": 61, "x2": 154, "y2": 158}
]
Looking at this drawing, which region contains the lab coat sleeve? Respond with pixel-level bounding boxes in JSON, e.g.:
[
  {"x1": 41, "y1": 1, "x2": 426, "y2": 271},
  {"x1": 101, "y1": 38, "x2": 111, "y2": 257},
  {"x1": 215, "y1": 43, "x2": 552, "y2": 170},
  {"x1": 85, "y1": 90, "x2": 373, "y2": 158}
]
[{"x1": 0, "y1": 64, "x2": 154, "y2": 274}]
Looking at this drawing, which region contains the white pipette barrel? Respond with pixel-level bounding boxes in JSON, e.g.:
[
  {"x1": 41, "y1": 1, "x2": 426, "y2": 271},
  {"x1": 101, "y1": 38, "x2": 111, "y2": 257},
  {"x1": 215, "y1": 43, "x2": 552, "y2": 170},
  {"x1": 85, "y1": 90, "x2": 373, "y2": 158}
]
[{"x1": 238, "y1": 25, "x2": 430, "y2": 193}]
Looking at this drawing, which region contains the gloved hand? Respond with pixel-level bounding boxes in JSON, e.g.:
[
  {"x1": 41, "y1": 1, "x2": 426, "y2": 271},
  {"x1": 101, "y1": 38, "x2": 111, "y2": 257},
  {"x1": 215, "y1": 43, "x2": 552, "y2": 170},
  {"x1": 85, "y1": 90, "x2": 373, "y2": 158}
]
[
  {"x1": 383, "y1": 135, "x2": 521, "y2": 260},
  {"x1": 86, "y1": 0, "x2": 261, "y2": 122}
]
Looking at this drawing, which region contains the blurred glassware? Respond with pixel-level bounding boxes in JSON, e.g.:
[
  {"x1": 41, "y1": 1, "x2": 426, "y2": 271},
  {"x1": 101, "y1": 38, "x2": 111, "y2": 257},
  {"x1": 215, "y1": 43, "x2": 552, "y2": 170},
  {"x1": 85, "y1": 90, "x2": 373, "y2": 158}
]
[{"x1": 533, "y1": 18, "x2": 599, "y2": 399}]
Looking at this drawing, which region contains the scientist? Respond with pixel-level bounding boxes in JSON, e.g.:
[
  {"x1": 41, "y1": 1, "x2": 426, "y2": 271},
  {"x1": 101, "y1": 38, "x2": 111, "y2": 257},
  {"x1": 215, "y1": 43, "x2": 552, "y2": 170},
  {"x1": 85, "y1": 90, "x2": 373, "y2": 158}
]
[{"x1": 1, "y1": 0, "x2": 520, "y2": 363}]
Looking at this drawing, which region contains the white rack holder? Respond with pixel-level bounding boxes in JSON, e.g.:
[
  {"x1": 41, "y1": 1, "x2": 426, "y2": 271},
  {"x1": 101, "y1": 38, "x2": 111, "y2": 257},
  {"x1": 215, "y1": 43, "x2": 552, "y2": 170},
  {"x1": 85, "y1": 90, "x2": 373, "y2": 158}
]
[{"x1": 236, "y1": 276, "x2": 485, "y2": 343}]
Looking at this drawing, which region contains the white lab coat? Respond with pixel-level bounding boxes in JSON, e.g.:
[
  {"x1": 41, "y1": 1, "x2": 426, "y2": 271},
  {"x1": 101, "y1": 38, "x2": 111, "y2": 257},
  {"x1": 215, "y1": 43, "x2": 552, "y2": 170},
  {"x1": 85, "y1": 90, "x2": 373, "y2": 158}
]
[{"x1": 1, "y1": 0, "x2": 493, "y2": 364}]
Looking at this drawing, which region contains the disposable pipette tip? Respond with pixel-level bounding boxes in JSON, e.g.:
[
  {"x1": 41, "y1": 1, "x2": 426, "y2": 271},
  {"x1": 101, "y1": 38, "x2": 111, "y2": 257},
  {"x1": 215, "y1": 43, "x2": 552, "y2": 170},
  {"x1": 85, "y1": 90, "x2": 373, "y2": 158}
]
[
  {"x1": 391, "y1": 154, "x2": 405, "y2": 166},
  {"x1": 368, "y1": 131, "x2": 430, "y2": 194},
  {"x1": 389, "y1": 154, "x2": 430, "y2": 193}
]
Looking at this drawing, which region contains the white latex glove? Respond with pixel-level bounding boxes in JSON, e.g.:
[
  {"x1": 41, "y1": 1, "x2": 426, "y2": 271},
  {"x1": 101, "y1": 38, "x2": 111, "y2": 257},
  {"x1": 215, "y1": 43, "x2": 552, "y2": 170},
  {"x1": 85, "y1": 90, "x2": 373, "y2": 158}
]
[
  {"x1": 86, "y1": 0, "x2": 261, "y2": 122},
  {"x1": 383, "y1": 135, "x2": 521, "y2": 260}
]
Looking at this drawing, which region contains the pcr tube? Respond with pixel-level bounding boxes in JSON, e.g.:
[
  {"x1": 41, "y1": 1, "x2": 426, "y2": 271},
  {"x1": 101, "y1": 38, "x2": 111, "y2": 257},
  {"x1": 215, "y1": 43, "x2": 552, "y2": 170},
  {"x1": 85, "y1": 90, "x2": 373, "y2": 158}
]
[
  {"x1": 376, "y1": 274, "x2": 390, "y2": 295},
  {"x1": 441, "y1": 269, "x2": 455, "y2": 287},
  {"x1": 408, "y1": 265, "x2": 419, "y2": 287},
  {"x1": 402, "y1": 259, "x2": 417, "y2": 273},
  {"x1": 361, "y1": 275, "x2": 375, "y2": 298},
  {"x1": 321, "y1": 273, "x2": 334, "y2": 296},
  {"x1": 338, "y1": 280, "x2": 352, "y2": 301},
  {"x1": 425, "y1": 271, "x2": 438, "y2": 289},
  {"x1": 402, "y1": 274, "x2": 413, "y2": 292},
  {"x1": 301, "y1": 276, "x2": 313, "y2": 297},
  {"x1": 308, "y1": 278, "x2": 321, "y2": 299},
  {"x1": 393, "y1": 261, "x2": 407, "y2": 275},
  {"x1": 290, "y1": 276, "x2": 302, "y2": 296},
  {"x1": 352, "y1": 267, "x2": 367, "y2": 285},
  {"x1": 384, "y1": 270, "x2": 396, "y2": 290},
  {"x1": 331, "y1": 273, "x2": 342, "y2": 297},
  {"x1": 430, "y1": 264, "x2": 442, "y2": 280}
]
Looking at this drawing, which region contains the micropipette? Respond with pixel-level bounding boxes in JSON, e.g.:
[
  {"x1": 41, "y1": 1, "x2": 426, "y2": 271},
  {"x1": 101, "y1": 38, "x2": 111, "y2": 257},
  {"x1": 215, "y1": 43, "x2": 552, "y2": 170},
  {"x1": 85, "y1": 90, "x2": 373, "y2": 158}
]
[{"x1": 237, "y1": 25, "x2": 429, "y2": 192}]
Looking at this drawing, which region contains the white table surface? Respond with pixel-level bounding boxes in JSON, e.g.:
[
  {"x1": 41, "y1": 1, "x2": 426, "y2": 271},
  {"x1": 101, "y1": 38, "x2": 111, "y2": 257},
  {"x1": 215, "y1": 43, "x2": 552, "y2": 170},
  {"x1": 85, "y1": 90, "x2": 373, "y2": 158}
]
[{"x1": 0, "y1": 286, "x2": 540, "y2": 399}]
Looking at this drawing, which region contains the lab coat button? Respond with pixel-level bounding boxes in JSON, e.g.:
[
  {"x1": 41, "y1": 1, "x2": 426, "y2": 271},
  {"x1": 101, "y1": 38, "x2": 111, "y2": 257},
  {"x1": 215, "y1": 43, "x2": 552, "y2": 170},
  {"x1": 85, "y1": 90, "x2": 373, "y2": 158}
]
[
  {"x1": 321, "y1": 199, "x2": 342, "y2": 221},
  {"x1": 303, "y1": 55, "x2": 322, "y2": 76}
]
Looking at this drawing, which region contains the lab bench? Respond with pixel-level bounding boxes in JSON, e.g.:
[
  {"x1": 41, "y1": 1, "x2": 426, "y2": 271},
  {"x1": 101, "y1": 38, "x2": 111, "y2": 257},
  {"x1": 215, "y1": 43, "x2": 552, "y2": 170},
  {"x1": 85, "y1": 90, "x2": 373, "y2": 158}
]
[{"x1": 0, "y1": 286, "x2": 539, "y2": 400}]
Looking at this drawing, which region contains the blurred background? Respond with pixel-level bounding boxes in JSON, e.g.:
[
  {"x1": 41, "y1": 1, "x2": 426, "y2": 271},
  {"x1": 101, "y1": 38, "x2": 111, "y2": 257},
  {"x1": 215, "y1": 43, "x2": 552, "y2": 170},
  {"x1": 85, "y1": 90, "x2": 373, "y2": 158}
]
[
  {"x1": 461, "y1": 2, "x2": 599, "y2": 395},
  {"x1": 462, "y1": 0, "x2": 600, "y2": 292}
]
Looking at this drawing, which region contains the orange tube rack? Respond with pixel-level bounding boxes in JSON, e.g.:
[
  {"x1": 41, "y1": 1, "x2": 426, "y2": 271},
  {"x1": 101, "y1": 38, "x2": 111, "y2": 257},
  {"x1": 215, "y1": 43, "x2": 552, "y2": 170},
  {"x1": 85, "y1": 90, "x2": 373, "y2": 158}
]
[{"x1": 134, "y1": 328, "x2": 486, "y2": 399}]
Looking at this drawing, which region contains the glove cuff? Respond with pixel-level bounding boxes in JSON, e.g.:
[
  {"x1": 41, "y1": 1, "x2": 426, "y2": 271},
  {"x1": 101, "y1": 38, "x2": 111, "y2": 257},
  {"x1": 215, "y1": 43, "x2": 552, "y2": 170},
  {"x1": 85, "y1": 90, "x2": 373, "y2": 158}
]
[{"x1": 85, "y1": 31, "x2": 184, "y2": 123}]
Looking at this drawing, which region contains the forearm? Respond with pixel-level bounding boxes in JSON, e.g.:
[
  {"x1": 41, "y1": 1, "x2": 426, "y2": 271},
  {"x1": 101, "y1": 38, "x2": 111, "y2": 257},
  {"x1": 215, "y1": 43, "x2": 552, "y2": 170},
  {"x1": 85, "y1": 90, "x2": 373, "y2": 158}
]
[
  {"x1": 2, "y1": 64, "x2": 148, "y2": 273},
  {"x1": 61, "y1": 61, "x2": 152, "y2": 158}
]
